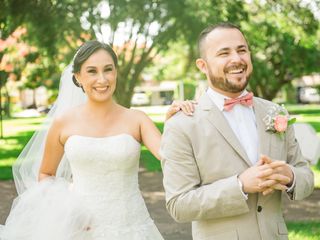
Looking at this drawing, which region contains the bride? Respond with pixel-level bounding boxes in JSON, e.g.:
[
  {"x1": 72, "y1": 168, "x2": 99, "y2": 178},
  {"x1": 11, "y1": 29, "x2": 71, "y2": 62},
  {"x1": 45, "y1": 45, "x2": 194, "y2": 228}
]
[{"x1": 0, "y1": 40, "x2": 195, "y2": 240}]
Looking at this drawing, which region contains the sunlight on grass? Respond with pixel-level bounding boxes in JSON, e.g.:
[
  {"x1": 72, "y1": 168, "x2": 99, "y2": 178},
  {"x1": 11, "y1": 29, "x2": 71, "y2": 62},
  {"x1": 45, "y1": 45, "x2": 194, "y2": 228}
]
[
  {"x1": 2, "y1": 117, "x2": 45, "y2": 135},
  {"x1": 286, "y1": 104, "x2": 320, "y2": 113},
  {"x1": 295, "y1": 115, "x2": 320, "y2": 136},
  {"x1": 0, "y1": 117, "x2": 45, "y2": 179},
  {"x1": 287, "y1": 221, "x2": 320, "y2": 240},
  {"x1": 0, "y1": 158, "x2": 15, "y2": 166},
  {"x1": 312, "y1": 165, "x2": 320, "y2": 188}
]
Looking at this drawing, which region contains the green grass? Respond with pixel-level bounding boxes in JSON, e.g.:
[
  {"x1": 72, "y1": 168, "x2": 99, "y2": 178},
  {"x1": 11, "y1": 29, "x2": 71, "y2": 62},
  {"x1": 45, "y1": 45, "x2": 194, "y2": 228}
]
[
  {"x1": 287, "y1": 221, "x2": 320, "y2": 240},
  {"x1": 1, "y1": 105, "x2": 319, "y2": 179},
  {"x1": 286, "y1": 104, "x2": 320, "y2": 135},
  {"x1": 312, "y1": 162, "x2": 320, "y2": 188},
  {"x1": 286, "y1": 104, "x2": 320, "y2": 115},
  {"x1": 0, "y1": 117, "x2": 45, "y2": 179},
  {"x1": 140, "y1": 121, "x2": 164, "y2": 171}
]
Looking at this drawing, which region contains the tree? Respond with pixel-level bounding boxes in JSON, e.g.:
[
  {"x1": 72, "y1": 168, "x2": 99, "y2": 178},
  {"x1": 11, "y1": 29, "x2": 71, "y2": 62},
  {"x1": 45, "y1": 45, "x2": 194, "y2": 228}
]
[
  {"x1": 148, "y1": 0, "x2": 320, "y2": 101},
  {"x1": 0, "y1": 0, "x2": 97, "y2": 116},
  {"x1": 243, "y1": 0, "x2": 320, "y2": 100},
  {"x1": 0, "y1": 27, "x2": 35, "y2": 116},
  {"x1": 81, "y1": 0, "x2": 249, "y2": 106},
  {"x1": 2, "y1": 0, "x2": 319, "y2": 110}
]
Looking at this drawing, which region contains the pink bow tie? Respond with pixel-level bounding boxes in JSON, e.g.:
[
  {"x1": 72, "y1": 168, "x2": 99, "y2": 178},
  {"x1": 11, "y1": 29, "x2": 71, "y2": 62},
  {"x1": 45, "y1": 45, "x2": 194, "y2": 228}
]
[{"x1": 223, "y1": 92, "x2": 254, "y2": 111}]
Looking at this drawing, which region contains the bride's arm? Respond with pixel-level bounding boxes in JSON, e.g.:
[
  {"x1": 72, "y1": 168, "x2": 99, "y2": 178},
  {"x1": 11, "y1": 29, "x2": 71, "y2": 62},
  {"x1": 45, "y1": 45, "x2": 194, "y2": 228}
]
[
  {"x1": 139, "y1": 101, "x2": 196, "y2": 160},
  {"x1": 138, "y1": 111, "x2": 162, "y2": 160},
  {"x1": 38, "y1": 117, "x2": 65, "y2": 181}
]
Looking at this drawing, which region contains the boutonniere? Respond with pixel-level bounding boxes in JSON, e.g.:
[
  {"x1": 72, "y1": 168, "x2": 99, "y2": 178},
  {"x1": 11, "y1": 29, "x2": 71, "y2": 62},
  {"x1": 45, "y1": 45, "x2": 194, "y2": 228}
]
[{"x1": 262, "y1": 105, "x2": 296, "y2": 137}]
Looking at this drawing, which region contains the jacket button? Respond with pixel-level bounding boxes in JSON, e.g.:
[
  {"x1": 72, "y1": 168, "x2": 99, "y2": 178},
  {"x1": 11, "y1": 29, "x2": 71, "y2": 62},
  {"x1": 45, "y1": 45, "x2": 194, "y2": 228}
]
[{"x1": 257, "y1": 205, "x2": 262, "y2": 212}]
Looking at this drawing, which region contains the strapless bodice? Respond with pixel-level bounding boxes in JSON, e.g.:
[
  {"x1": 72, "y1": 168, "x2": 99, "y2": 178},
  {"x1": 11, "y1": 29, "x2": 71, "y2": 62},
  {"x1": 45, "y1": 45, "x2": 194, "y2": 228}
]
[
  {"x1": 65, "y1": 134, "x2": 141, "y2": 197},
  {"x1": 64, "y1": 134, "x2": 162, "y2": 239}
]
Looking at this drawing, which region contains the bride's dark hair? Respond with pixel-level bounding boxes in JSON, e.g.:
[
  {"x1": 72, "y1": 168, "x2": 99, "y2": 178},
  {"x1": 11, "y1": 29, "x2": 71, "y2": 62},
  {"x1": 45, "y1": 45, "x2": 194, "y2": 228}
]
[{"x1": 72, "y1": 40, "x2": 118, "y2": 88}]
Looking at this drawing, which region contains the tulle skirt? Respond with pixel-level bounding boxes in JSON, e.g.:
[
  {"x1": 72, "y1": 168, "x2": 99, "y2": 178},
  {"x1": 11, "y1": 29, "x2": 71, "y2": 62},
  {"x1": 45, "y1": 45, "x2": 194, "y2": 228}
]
[
  {"x1": 0, "y1": 178, "x2": 164, "y2": 240},
  {"x1": 0, "y1": 178, "x2": 93, "y2": 240}
]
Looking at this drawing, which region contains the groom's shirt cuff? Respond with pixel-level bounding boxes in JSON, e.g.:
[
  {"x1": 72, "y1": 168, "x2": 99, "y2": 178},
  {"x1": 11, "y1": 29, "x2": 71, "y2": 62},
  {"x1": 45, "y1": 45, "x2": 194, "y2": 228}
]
[
  {"x1": 286, "y1": 165, "x2": 296, "y2": 199},
  {"x1": 237, "y1": 176, "x2": 248, "y2": 200}
]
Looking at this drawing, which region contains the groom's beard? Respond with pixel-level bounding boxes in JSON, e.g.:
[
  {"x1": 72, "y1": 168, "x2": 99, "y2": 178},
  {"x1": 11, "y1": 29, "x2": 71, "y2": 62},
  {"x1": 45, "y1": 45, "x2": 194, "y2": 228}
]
[{"x1": 207, "y1": 67, "x2": 251, "y2": 93}]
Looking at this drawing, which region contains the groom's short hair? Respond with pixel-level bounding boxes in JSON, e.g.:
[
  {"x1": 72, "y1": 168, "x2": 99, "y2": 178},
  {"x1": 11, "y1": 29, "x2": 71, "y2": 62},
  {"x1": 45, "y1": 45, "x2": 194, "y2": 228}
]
[{"x1": 197, "y1": 22, "x2": 247, "y2": 58}]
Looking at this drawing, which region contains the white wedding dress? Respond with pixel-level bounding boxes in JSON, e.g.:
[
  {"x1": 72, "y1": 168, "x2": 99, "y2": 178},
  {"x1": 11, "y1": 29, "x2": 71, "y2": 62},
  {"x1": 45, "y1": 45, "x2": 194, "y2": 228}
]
[{"x1": 0, "y1": 134, "x2": 164, "y2": 240}]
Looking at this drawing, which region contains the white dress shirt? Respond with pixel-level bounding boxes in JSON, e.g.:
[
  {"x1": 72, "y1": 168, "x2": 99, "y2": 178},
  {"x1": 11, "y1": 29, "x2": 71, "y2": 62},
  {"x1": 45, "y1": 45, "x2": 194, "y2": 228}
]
[
  {"x1": 206, "y1": 87, "x2": 296, "y2": 195},
  {"x1": 206, "y1": 87, "x2": 259, "y2": 165}
]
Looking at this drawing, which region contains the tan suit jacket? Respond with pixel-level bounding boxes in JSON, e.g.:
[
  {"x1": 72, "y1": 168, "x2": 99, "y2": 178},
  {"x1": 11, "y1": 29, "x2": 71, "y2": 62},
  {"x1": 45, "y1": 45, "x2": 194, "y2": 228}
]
[{"x1": 161, "y1": 93, "x2": 314, "y2": 240}]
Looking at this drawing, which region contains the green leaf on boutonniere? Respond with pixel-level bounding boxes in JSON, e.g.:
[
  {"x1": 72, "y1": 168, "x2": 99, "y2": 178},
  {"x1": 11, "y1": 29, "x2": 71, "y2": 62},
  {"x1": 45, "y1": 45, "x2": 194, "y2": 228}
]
[{"x1": 288, "y1": 118, "x2": 296, "y2": 125}]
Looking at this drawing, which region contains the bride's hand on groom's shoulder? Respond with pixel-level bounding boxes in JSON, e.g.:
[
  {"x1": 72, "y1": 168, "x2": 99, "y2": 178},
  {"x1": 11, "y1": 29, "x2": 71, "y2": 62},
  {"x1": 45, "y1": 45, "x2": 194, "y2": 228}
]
[{"x1": 165, "y1": 100, "x2": 198, "y2": 121}]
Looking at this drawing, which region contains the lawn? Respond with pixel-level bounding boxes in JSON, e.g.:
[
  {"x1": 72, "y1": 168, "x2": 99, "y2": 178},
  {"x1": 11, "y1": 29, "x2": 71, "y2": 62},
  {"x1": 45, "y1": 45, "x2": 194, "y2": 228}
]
[
  {"x1": 287, "y1": 221, "x2": 320, "y2": 240},
  {"x1": 1, "y1": 105, "x2": 319, "y2": 184},
  {"x1": 0, "y1": 117, "x2": 45, "y2": 179}
]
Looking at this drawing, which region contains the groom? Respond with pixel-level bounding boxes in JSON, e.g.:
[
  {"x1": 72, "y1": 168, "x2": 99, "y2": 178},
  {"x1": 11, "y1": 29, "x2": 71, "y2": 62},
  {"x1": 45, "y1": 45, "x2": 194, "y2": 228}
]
[{"x1": 160, "y1": 22, "x2": 314, "y2": 240}]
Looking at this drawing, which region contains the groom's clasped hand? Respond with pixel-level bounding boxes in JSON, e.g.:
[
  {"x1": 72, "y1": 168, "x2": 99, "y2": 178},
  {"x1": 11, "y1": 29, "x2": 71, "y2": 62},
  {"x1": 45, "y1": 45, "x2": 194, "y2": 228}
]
[{"x1": 239, "y1": 155, "x2": 293, "y2": 196}]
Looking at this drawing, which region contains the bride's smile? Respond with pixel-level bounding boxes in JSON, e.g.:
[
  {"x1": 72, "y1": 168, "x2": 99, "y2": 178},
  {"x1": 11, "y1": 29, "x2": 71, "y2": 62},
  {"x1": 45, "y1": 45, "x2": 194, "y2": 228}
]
[{"x1": 75, "y1": 49, "x2": 117, "y2": 103}]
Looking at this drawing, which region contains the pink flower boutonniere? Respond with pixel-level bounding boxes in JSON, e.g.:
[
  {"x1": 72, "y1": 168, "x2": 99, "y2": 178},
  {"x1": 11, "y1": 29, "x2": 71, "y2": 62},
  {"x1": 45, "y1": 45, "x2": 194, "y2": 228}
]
[{"x1": 263, "y1": 105, "x2": 296, "y2": 137}]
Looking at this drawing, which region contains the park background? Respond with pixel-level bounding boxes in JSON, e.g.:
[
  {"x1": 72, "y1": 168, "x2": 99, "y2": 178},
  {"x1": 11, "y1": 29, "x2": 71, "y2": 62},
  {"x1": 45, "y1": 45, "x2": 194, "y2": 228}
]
[{"x1": 0, "y1": 0, "x2": 320, "y2": 239}]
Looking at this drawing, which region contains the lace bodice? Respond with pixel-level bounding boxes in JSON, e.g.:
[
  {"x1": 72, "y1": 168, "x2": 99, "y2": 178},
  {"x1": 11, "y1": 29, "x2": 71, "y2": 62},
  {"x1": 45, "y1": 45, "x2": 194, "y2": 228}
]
[
  {"x1": 64, "y1": 134, "x2": 162, "y2": 239},
  {"x1": 65, "y1": 134, "x2": 141, "y2": 196}
]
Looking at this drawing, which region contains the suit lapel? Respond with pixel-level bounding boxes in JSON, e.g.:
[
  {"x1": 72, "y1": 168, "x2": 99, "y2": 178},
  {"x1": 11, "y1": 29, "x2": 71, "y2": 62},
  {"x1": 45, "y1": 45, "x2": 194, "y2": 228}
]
[
  {"x1": 253, "y1": 98, "x2": 271, "y2": 157},
  {"x1": 199, "y1": 94, "x2": 252, "y2": 167}
]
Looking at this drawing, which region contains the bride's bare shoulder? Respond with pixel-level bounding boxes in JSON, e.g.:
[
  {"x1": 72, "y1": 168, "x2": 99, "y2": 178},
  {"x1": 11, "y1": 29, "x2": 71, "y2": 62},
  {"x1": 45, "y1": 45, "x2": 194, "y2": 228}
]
[
  {"x1": 123, "y1": 107, "x2": 149, "y2": 122},
  {"x1": 53, "y1": 105, "x2": 84, "y2": 125}
]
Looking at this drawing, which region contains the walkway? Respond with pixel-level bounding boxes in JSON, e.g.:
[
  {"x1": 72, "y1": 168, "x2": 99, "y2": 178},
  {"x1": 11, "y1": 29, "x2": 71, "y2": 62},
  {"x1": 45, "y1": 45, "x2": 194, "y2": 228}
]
[{"x1": 0, "y1": 170, "x2": 319, "y2": 239}]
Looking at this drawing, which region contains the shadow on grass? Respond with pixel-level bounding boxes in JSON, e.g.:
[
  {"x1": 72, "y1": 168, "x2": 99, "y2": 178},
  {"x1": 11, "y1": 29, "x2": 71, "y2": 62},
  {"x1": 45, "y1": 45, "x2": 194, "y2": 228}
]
[{"x1": 0, "y1": 167, "x2": 13, "y2": 180}]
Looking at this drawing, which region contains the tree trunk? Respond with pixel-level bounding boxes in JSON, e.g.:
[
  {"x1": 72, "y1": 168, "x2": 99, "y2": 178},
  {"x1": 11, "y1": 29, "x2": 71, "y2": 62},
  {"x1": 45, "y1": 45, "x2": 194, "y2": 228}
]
[
  {"x1": 114, "y1": 87, "x2": 133, "y2": 108},
  {"x1": 114, "y1": 75, "x2": 136, "y2": 108},
  {"x1": 3, "y1": 84, "x2": 11, "y2": 117},
  {"x1": 32, "y1": 88, "x2": 37, "y2": 109},
  {"x1": 114, "y1": 46, "x2": 153, "y2": 108}
]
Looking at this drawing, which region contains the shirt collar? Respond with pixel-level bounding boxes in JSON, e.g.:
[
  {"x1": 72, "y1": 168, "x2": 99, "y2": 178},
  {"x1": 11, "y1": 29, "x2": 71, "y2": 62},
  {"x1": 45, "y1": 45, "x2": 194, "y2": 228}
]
[{"x1": 206, "y1": 87, "x2": 248, "y2": 111}]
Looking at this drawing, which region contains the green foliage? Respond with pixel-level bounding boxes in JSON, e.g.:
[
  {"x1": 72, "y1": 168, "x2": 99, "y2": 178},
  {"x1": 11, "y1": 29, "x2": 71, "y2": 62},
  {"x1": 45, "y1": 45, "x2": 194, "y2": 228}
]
[
  {"x1": 146, "y1": 1, "x2": 320, "y2": 102},
  {"x1": 243, "y1": 1, "x2": 320, "y2": 100},
  {"x1": 75, "y1": 0, "x2": 250, "y2": 107},
  {"x1": 1, "y1": 0, "x2": 320, "y2": 112},
  {"x1": 156, "y1": 0, "x2": 249, "y2": 83},
  {"x1": 183, "y1": 81, "x2": 197, "y2": 100}
]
